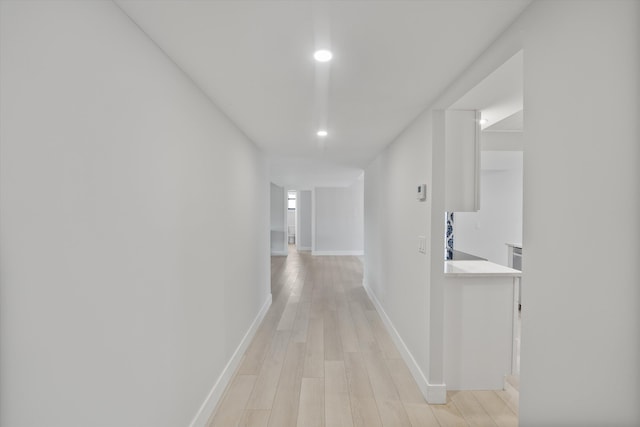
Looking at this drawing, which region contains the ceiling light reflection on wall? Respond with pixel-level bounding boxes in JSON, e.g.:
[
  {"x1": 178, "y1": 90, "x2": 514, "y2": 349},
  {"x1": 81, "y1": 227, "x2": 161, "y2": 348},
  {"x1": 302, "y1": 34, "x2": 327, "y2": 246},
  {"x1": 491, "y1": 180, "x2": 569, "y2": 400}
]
[
  {"x1": 313, "y1": 50, "x2": 333, "y2": 62},
  {"x1": 479, "y1": 118, "x2": 489, "y2": 125},
  {"x1": 317, "y1": 130, "x2": 328, "y2": 137}
]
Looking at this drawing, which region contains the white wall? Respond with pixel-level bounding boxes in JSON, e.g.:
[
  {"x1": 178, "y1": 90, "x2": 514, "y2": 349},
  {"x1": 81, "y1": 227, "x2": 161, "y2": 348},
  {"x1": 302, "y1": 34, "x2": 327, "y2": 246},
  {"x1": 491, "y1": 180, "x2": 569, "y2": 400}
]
[
  {"x1": 364, "y1": 112, "x2": 433, "y2": 396},
  {"x1": 269, "y1": 182, "x2": 286, "y2": 255},
  {"x1": 364, "y1": 0, "x2": 640, "y2": 424},
  {"x1": 297, "y1": 190, "x2": 312, "y2": 250},
  {"x1": 454, "y1": 147, "x2": 523, "y2": 265},
  {"x1": 314, "y1": 177, "x2": 364, "y2": 255},
  {"x1": 0, "y1": 2, "x2": 270, "y2": 427},
  {"x1": 519, "y1": 1, "x2": 639, "y2": 425}
]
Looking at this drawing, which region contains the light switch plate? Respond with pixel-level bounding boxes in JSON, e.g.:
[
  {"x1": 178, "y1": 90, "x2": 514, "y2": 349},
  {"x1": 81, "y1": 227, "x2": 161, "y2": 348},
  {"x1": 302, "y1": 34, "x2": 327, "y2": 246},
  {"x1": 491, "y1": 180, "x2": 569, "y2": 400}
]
[
  {"x1": 418, "y1": 236, "x2": 427, "y2": 254},
  {"x1": 417, "y1": 184, "x2": 427, "y2": 201}
]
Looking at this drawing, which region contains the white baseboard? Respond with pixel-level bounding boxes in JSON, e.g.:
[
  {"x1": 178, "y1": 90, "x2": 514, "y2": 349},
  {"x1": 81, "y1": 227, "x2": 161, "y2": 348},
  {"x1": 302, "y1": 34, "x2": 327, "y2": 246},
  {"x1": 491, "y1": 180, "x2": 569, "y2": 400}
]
[
  {"x1": 425, "y1": 383, "x2": 447, "y2": 404},
  {"x1": 270, "y1": 250, "x2": 288, "y2": 256},
  {"x1": 311, "y1": 250, "x2": 364, "y2": 256},
  {"x1": 362, "y1": 280, "x2": 447, "y2": 404},
  {"x1": 189, "y1": 293, "x2": 272, "y2": 427}
]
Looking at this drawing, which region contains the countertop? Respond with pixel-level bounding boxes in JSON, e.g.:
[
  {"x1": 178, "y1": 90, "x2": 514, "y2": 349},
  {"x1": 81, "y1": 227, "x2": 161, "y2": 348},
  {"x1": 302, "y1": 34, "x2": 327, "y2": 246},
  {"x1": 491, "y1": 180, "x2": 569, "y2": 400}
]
[{"x1": 445, "y1": 260, "x2": 522, "y2": 277}]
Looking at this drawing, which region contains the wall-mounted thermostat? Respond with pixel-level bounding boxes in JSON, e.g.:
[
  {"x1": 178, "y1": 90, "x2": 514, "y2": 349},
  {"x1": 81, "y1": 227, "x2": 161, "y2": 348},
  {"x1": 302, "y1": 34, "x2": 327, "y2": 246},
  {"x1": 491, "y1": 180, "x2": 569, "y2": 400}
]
[{"x1": 417, "y1": 184, "x2": 427, "y2": 201}]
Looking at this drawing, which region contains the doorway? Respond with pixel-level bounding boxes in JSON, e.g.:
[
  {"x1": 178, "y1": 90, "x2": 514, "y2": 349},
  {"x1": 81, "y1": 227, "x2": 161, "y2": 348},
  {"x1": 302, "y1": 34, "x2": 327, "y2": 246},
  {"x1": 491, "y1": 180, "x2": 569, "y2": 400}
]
[
  {"x1": 287, "y1": 190, "x2": 297, "y2": 251},
  {"x1": 445, "y1": 49, "x2": 524, "y2": 403}
]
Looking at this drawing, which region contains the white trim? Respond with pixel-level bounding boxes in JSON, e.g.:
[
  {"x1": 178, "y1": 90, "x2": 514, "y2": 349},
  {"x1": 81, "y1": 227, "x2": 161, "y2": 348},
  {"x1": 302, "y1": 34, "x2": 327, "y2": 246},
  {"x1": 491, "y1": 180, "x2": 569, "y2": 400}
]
[
  {"x1": 311, "y1": 250, "x2": 364, "y2": 256},
  {"x1": 294, "y1": 189, "x2": 300, "y2": 251},
  {"x1": 311, "y1": 188, "x2": 316, "y2": 253},
  {"x1": 425, "y1": 383, "x2": 447, "y2": 404},
  {"x1": 297, "y1": 246, "x2": 312, "y2": 251},
  {"x1": 362, "y1": 280, "x2": 447, "y2": 404},
  {"x1": 511, "y1": 277, "x2": 520, "y2": 375},
  {"x1": 189, "y1": 294, "x2": 272, "y2": 427},
  {"x1": 270, "y1": 250, "x2": 288, "y2": 256},
  {"x1": 283, "y1": 188, "x2": 289, "y2": 253}
]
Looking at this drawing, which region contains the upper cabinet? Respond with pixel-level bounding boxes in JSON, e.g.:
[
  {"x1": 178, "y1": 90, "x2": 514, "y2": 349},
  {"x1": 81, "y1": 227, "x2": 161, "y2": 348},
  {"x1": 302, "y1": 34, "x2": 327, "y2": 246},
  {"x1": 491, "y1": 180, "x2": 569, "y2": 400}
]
[{"x1": 445, "y1": 110, "x2": 480, "y2": 212}]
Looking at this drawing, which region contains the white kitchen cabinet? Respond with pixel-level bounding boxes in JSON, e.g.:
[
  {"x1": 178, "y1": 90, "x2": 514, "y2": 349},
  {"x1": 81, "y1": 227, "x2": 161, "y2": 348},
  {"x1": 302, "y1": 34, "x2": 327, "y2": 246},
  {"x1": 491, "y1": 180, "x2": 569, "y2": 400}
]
[
  {"x1": 443, "y1": 260, "x2": 522, "y2": 390},
  {"x1": 443, "y1": 274, "x2": 518, "y2": 390},
  {"x1": 445, "y1": 110, "x2": 480, "y2": 212}
]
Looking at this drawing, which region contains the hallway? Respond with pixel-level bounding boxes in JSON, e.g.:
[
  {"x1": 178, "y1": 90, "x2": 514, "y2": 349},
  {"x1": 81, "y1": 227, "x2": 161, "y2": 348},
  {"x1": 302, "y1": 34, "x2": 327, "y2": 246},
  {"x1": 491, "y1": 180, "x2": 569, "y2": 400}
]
[{"x1": 209, "y1": 249, "x2": 519, "y2": 427}]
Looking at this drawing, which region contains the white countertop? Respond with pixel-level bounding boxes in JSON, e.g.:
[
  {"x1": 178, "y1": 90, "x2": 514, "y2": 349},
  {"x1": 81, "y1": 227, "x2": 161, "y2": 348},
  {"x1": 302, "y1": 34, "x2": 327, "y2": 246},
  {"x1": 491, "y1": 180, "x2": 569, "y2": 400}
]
[{"x1": 445, "y1": 260, "x2": 522, "y2": 277}]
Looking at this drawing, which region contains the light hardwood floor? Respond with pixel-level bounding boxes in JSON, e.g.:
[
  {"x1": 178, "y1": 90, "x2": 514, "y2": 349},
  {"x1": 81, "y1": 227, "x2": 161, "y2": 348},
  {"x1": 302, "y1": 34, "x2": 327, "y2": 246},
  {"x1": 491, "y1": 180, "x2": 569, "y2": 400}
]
[{"x1": 209, "y1": 247, "x2": 519, "y2": 427}]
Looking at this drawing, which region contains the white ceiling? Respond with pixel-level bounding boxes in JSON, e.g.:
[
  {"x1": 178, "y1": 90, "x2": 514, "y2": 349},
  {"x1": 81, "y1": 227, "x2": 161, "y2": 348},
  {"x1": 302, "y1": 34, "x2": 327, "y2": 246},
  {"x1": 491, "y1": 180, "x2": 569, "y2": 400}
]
[
  {"x1": 116, "y1": 0, "x2": 531, "y2": 187},
  {"x1": 451, "y1": 50, "x2": 523, "y2": 131},
  {"x1": 485, "y1": 110, "x2": 524, "y2": 132}
]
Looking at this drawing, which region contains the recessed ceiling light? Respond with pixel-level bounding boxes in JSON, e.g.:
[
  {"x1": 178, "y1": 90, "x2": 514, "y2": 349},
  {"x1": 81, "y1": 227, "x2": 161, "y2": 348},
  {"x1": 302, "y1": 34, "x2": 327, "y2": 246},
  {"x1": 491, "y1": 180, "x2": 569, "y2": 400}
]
[
  {"x1": 317, "y1": 130, "x2": 328, "y2": 137},
  {"x1": 479, "y1": 118, "x2": 489, "y2": 125},
  {"x1": 313, "y1": 50, "x2": 333, "y2": 62}
]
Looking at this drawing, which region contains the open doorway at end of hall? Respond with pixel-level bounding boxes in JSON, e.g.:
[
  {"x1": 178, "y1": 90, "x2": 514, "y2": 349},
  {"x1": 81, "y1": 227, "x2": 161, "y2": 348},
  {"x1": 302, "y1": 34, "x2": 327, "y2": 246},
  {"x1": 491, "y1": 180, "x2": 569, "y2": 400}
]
[{"x1": 286, "y1": 190, "x2": 297, "y2": 253}]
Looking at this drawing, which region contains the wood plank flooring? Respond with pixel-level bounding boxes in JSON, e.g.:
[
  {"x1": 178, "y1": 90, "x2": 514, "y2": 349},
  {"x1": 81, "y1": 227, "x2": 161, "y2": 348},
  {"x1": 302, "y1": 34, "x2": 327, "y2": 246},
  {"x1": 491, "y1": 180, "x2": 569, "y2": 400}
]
[{"x1": 209, "y1": 247, "x2": 519, "y2": 427}]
